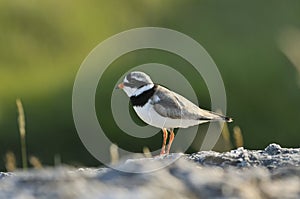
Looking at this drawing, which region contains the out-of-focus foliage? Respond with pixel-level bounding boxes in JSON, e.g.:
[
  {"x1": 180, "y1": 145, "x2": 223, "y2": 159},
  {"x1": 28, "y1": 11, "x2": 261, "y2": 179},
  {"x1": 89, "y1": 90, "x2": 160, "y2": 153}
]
[{"x1": 1, "y1": 0, "x2": 300, "y2": 170}]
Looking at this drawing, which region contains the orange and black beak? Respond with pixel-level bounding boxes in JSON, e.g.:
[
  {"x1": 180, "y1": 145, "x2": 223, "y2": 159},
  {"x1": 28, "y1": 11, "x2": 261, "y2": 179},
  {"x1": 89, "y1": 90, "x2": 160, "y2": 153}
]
[{"x1": 116, "y1": 82, "x2": 124, "y2": 89}]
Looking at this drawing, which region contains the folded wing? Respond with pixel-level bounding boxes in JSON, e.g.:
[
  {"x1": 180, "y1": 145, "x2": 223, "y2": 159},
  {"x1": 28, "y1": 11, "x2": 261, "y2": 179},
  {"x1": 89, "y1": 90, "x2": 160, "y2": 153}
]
[{"x1": 152, "y1": 85, "x2": 232, "y2": 122}]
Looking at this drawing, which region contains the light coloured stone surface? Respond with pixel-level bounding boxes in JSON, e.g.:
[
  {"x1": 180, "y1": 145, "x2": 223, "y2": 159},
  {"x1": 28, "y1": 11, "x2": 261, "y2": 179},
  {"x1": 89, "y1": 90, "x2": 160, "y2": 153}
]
[
  {"x1": 189, "y1": 143, "x2": 300, "y2": 169},
  {"x1": 0, "y1": 144, "x2": 299, "y2": 199}
]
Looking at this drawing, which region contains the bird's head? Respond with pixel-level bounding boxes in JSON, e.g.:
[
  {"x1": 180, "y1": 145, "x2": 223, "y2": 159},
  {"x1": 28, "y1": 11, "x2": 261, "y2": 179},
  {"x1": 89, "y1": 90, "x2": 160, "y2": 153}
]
[{"x1": 117, "y1": 71, "x2": 153, "y2": 97}]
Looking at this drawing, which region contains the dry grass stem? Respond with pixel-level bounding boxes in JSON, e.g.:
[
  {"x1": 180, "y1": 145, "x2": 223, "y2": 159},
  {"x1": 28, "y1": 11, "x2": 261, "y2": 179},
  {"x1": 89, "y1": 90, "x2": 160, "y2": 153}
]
[
  {"x1": 54, "y1": 154, "x2": 62, "y2": 167},
  {"x1": 233, "y1": 126, "x2": 244, "y2": 148},
  {"x1": 221, "y1": 122, "x2": 233, "y2": 150},
  {"x1": 110, "y1": 143, "x2": 119, "y2": 165},
  {"x1": 29, "y1": 156, "x2": 43, "y2": 169},
  {"x1": 5, "y1": 151, "x2": 16, "y2": 172},
  {"x1": 143, "y1": 147, "x2": 152, "y2": 158},
  {"x1": 16, "y1": 99, "x2": 28, "y2": 170}
]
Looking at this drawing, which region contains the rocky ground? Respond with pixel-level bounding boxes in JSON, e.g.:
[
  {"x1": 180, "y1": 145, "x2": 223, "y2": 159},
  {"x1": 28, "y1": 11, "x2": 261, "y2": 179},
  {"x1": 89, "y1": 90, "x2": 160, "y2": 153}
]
[{"x1": 0, "y1": 143, "x2": 299, "y2": 199}]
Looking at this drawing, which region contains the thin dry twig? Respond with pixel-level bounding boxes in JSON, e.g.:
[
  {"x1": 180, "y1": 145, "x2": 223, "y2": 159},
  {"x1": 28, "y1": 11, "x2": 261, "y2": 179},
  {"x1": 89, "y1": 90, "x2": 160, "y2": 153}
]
[
  {"x1": 233, "y1": 126, "x2": 244, "y2": 148},
  {"x1": 5, "y1": 151, "x2": 16, "y2": 172},
  {"x1": 110, "y1": 143, "x2": 119, "y2": 165},
  {"x1": 16, "y1": 99, "x2": 28, "y2": 170},
  {"x1": 29, "y1": 156, "x2": 43, "y2": 169}
]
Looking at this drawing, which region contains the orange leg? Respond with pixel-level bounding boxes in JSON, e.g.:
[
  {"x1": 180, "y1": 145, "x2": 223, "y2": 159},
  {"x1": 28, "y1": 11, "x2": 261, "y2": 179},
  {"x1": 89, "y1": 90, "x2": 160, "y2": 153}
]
[
  {"x1": 160, "y1": 128, "x2": 168, "y2": 155},
  {"x1": 166, "y1": 129, "x2": 175, "y2": 154}
]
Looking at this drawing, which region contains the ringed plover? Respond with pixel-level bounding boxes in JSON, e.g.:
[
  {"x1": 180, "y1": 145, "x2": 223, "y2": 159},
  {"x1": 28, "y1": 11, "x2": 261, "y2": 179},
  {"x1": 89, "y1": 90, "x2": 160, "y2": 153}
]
[{"x1": 117, "y1": 71, "x2": 232, "y2": 155}]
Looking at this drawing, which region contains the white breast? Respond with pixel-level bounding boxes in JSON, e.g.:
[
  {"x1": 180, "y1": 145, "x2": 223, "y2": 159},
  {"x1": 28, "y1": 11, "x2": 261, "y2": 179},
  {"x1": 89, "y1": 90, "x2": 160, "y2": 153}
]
[{"x1": 133, "y1": 101, "x2": 204, "y2": 129}]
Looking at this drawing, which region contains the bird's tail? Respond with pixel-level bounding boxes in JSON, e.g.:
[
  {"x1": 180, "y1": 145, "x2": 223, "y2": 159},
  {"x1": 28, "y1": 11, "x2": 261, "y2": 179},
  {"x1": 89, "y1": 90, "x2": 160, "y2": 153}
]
[
  {"x1": 198, "y1": 110, "x2": 233, "y2": 122},
  {"x1": 209, "y1": 111, "x2": 233, "y2": 122}
]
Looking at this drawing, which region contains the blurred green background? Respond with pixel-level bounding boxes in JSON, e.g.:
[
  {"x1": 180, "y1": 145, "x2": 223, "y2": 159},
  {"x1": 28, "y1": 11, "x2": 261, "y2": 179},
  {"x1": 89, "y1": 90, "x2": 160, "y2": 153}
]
[{"x1": 1, "y1": 0, "x2": 300, "y2": 170}]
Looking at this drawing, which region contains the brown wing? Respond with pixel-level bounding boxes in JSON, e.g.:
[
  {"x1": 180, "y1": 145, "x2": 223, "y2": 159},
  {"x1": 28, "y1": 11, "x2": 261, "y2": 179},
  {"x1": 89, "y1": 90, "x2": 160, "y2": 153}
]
[
  {"x1": 152, "y1": 85, "x2": 231, "y2": 121},
  {"x1": 152, "y1": 86, "x2": 183, "y2": 119}
]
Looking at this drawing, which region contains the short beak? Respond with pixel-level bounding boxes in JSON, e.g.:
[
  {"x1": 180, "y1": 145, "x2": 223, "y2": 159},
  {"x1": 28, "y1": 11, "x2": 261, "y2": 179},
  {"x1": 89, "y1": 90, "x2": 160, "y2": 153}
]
[{"x1": 116, "y1": 82, "x2": 124, "y2": 89}]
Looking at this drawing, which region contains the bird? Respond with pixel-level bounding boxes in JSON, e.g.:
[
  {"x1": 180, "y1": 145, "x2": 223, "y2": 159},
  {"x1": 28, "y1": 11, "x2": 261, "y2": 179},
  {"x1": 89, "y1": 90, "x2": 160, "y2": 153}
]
[{"x1": 117, "y1": 71, "x2": 232, "y2": 155}]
